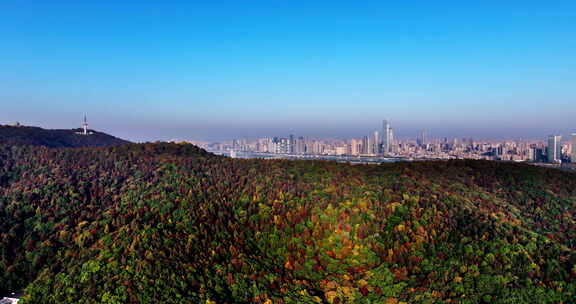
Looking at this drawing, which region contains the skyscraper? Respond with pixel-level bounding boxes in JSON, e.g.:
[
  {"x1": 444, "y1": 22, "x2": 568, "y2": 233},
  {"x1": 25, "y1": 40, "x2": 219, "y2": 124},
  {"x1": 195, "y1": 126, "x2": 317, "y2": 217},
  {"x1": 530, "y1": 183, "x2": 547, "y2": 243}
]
[
  {"x1": 382, "y1": 119, "x2": 391, "y2": 154},
  {"x1": 417, "y1": 130, "x2": 427, "y2": 147},
  {"x1": 572, "y1": 133, "x2": 576, "y2": 163},
  {"x1": 362, "y1": 136, "x2": 369, "y2": 155},
  {"x1": 279, "y1": 138, "x2": 290, "y2": 154},
  {"x1": 268, "y1": 137, "x2": 279, "y2": 153},
  {"x1": 547, "y1": 135, "x2": 562, "y2": 163},
  {"x1": 350, "y1": 139, "x2": 362, "y2": 155},
  {"x1": 367, "y1": 134, "x2": 374, "y2": 155},
  {"x1": 389, "y1": 128, "x2": 395, "y2": 153},
  {"x1": 373, "y1": 131, "x2": 379, "y2": 155},
  {"x1": 296, "y1": 136, "x2": 306, "y2": 154}
]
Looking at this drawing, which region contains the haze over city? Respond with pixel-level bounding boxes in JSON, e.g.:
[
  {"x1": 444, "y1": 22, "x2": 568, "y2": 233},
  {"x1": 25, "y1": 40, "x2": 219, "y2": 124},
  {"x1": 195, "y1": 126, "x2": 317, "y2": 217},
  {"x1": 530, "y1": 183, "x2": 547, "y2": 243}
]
[{"x1": 1, "y1": 1, "x2": 575, "y2": 141}]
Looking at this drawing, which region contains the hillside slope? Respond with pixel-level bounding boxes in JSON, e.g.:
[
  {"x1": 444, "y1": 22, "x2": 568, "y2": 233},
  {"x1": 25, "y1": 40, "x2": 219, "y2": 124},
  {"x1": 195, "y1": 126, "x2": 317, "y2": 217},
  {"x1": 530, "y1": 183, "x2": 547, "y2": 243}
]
[
  {"x1": 0, "y1": 125, "x2": 129, "y2": 148},
  {"x1": 0, "y1": 143, "x2": 574, "y2": 303}
]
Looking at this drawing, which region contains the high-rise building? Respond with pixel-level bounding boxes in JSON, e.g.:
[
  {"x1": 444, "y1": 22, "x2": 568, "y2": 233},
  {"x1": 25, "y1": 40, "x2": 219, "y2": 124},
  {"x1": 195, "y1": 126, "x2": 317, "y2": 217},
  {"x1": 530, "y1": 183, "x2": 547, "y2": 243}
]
[
  {"x1": 417, "y1": 130, "x2": 427, "y2": 147},
  {"x1": 272, "y1": 138, "x2": 279, "y2": 153},
  {"x1": 279, "y1": 138, "x2": 290, "y2": 154},
  {"x1": 382, "y1": 119, "x2": 391, "y2": 154},
  {"x1": 373, "y1": 131, "x2": 380, "y2": 155},
  {"x1": 526, "y1": 147, "x2": 535, "y2": 162},
  {"x1": 312, "y1": 140, "x2": 323, "y2": 155},
  {"x1": 547, "y1": 135, "x2": 562, "y2": 163},
  {"x1": 335, "y1": 146, "x2": 347, "y2": 155},
  {"x1": 295, "y1": 136, "x2": 306, "y2": 154},
  {"x1": 362, "y1": 136, "x2": 369, "y2": 155},
  {"x1": 232, "y1": 139, "x2": 240, "y2": 150},
  {"x1": 257, "y1": 138, "x2": 269, "y2": 152},
  {"x1": 572, "y1": 133, "x2": 576, "y2": 163},
  {"x1": 350, "y1": 139, "x2": 362, "y2": 155},
  {"x1": 368, "y1": 134, "x2": 375, "y2": 154},
  {"x1": 389, "y1": 128, "x2": 395, "y2": 153}
]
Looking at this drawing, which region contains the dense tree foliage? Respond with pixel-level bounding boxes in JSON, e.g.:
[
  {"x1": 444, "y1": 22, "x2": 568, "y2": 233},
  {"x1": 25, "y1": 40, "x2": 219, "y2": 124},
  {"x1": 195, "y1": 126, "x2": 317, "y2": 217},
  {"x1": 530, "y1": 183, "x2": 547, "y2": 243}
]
[
  {"x1": 0, "y1": 125, "x2": 129, "y2": 148},
  {"x1": 0, "y1": 142, "x2": 574, "y2": 303}
]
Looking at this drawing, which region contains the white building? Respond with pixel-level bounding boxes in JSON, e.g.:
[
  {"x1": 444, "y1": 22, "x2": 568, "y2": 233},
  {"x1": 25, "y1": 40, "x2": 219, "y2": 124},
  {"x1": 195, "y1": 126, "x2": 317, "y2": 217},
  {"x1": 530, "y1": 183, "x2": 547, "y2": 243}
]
[
  {"x1": 335, "y1": 146, "x2": 347, "y2": 155},
  {"x1": 547, "y1": 135, "x2": 562, "y2": 163},
  {"x1": 350, "y1": 139, "x2": 362, "y2": 155},
  {"x1": 370, "y1": 131, "x2": 377, "y2": 154},
  {"x1": 382, "y1": 119, "x2": 391, "y2": 154},
  {"x1": 572, "y1": 133, "x2": 576, "y2": 163}
]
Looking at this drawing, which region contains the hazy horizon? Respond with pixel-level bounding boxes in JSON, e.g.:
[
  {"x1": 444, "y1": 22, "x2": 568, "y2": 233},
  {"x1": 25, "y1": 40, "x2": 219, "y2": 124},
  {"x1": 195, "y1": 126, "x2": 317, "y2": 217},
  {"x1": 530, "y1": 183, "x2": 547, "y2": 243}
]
[
  {"x1": 1, "y1": 118, "x2": 574, "y2": 143},
  {"x1": 1, "y1": 1, "x2": 575, "y2": 141}
]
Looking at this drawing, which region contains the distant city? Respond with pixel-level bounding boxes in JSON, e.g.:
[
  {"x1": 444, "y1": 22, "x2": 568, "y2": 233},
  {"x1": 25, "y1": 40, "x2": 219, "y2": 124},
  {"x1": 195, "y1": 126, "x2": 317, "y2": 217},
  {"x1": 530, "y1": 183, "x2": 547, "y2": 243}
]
[
  {"x1": 194, "y1": 119, "x2": 576, "y2": 166},
  {"x1": 4, "y1": 118, "x2": 575, "y2": 166}
]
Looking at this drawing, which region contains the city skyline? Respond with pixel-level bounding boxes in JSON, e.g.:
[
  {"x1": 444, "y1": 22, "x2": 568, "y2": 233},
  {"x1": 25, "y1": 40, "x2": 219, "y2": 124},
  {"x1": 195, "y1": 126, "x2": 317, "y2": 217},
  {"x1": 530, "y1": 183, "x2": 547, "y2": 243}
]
[
  {"x1": 1, "y1": 1, "x2": 575, "y2": 141},
  {"x1": 201, "y1": 119, "x2": 576, "y2": 164},
  {"x1": 7, "y1": 114, "x2": 570, "y2": 164},
  {"x1": 184, "y1": 118, "x2": 576, "y2": 164},
  {"x1": 1, "y1": 116, "x2": 575, "y2": 143}
]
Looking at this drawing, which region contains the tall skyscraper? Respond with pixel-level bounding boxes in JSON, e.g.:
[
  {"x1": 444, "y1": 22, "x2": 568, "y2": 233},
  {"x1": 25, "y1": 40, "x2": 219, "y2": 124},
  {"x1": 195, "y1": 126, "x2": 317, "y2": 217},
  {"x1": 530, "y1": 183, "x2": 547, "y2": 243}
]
[
  {"x1": 271, "y1": 138, "x2": 278, "y2": 153},
  {"x1": 350, "y1": 139, "x2": 362, "y2": 155},
  {"x1": 572, "y1": 133, "x2": 576, "y2": 163},
  {"x1": 382, "y1": 119, "x2": 391, "y2": 154},
  {"x1": 526, "y1": 147, "x2": 536, "y2": 162},
  {"x1": 279, "y1": 138, "x2": 290, "y2": 154},
  {"x1": 367, "y1": 134, "x2": 374, "y2": 155},
  {"x1": 312, "y1": 140, "x2": 322, "y2": 155},
  {"x1": 373, "y1": 131, "x2": 379, "y2": 155},
  {"x1": 296, "y1": 136, "x2": 306, "y2": 154},
  {"x1": 362, "y1": 136, "x2": 369, "y2": 155},
  {"x1": 389, "y1": 128, "x2": 395, "y2": 153},
  {"x1": 547, "y1": 135, "x2": 562, "y2": 163},
  {"x1": 417, "y1": 130, "x2": 427, "y2": 147}
]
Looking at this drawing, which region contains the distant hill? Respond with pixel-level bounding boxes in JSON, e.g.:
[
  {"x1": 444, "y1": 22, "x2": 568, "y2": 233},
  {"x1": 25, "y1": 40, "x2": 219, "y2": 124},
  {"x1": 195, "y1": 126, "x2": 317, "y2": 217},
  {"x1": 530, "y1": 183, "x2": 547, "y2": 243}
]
[{"x1": 0, "y1": 125, "x2": 130, "y2": 148}]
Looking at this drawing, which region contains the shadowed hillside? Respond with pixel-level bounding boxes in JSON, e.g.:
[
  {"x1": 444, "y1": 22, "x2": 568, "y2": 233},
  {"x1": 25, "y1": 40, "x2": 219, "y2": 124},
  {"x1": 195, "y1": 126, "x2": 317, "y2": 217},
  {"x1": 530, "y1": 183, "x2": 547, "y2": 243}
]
[
  {"x1": 0, "y1": 125, "x2": 129, "y2": 148},
  {"x1": 0, "y1": 143, "x2": 574, "y2": 303}
]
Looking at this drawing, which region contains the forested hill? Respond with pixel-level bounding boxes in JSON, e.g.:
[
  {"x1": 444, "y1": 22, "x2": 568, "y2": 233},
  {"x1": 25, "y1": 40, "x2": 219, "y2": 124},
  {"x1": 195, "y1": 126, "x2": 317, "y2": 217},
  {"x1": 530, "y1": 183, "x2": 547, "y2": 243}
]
[
  {"x1": 0, "y1": 142, "x2": 575, "y2": 303},
  {"x1": 0, "y1": 125, "x2": 130, "y2": 148}
]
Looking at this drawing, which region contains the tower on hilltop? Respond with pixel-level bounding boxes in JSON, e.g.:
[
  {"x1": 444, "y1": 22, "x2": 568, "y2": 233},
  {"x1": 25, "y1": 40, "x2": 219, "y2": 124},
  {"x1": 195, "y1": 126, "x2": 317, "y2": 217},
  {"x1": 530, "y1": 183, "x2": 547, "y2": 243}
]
[
  {"x1": 77, "y1": 115, "x2": 93, "y2": 135},
  {"x1": 83, "y1": 115, "x2": 88, "y2": 135}
]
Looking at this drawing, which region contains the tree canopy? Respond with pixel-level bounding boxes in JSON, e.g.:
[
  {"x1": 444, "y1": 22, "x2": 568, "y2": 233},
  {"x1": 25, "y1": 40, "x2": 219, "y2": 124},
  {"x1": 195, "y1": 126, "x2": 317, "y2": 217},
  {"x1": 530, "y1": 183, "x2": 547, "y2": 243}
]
[{"x1": 0, "y1": 143, "x2": 574, "y2": 303}]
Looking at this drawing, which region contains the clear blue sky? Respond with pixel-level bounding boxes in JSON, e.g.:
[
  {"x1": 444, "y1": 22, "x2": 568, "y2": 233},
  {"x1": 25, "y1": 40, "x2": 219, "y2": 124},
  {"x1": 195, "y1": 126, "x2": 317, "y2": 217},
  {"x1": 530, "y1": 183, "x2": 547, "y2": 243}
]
[{"x1": 1, "y1": 1, "x2": 575, "y2": 141}]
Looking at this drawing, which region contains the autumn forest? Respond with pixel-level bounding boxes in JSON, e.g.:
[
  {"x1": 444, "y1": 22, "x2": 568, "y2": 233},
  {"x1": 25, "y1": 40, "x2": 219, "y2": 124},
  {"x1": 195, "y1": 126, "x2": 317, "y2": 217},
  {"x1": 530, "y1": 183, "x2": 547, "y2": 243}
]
[{"x1": 0, "y1": 142, "x2": 575, "y2": 303}]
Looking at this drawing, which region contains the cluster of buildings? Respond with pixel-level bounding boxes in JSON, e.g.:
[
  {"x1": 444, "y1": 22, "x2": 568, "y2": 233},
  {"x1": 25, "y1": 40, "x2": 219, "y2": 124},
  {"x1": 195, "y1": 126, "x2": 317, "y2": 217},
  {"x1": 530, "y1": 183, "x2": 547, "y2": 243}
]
[
  {"x1": 224, "y1": 121, "x2": 394, "y2": 156},
  {"x1": 207, "y1": 120, "x2": 397, "y2": 157},
  {"x1": 201, "y1": 120, "x2": 576, "y2": 164},
  {"x1": 546, "y1": 134, "x2": 576, "y2": 164}
]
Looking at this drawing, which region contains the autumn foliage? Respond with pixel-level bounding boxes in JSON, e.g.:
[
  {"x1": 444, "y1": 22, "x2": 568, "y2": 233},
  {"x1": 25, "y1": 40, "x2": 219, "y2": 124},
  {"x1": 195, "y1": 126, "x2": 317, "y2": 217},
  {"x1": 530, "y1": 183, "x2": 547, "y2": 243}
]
[{"x1": 0, "y1": 143, "x2": 574, "y2": 303}]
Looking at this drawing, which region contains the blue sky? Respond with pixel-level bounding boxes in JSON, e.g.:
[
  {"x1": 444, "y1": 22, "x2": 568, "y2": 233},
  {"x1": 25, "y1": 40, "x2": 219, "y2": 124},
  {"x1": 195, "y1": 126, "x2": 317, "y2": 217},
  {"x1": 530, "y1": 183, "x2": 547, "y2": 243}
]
[{"x1": 1, "y1": 1, "x2": 575, "y2": 141}]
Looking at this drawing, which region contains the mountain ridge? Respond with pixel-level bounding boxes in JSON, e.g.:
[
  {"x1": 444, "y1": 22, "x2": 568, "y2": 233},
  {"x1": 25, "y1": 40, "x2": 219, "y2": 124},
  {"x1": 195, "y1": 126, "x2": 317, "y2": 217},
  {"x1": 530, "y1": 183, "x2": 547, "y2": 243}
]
[{"x1": 0, "y1": 124, "x2": 130, "y2": 148}]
